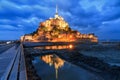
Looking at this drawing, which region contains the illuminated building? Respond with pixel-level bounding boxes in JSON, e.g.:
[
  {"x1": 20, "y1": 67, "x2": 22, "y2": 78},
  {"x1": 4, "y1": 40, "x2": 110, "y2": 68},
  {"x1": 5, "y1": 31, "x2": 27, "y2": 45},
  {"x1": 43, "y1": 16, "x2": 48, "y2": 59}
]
[{"x1": 21, "y1": 5, "x2": 98, "y2": 43}]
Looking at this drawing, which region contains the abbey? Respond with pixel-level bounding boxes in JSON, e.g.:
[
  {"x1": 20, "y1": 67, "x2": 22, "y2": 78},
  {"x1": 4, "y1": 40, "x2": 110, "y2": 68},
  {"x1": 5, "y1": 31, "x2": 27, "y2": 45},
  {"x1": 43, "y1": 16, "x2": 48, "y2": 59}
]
[{"x1": 21, "y1": 5, "x2": 98, "y2": 43}]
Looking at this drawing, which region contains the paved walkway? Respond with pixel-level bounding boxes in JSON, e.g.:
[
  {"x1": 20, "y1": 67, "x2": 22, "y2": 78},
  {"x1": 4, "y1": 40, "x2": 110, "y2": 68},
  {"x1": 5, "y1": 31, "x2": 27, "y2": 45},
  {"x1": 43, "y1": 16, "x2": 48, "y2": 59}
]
[
  {"x1": 0, "y1": 44, "x2": 14, "y2": 54},
  {"x1": 0, "y1": 46, "x2": 17, "y2": 79}
]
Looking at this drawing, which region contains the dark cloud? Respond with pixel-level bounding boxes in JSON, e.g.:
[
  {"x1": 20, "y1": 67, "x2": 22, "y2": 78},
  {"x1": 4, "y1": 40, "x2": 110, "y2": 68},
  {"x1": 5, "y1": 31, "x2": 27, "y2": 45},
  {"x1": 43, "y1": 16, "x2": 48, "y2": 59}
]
[{"x1": 0, "y1": 0, "x2": 120, "y2": 40}]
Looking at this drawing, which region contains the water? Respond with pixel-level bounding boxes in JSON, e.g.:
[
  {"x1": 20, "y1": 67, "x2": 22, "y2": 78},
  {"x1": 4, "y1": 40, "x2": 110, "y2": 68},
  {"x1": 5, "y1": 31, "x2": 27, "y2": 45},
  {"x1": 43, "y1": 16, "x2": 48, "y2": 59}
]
[
  {"x1": 34, "y1": 44, "x2": 74, "y2": 50},
  {"x1": 81, "y1": 50, "x2": 120, "y2": 66},
  {"x1": 32, "y1": 54, "x2": 102, "y2": 80}
]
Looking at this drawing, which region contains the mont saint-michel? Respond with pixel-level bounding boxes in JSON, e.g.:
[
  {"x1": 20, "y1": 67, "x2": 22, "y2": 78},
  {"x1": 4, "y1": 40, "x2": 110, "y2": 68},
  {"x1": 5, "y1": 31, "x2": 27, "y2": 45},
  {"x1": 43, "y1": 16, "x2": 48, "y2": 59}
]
[
  {"x1": 0, "y1": 0, "x2": 120, "y2": 80},
  {"x1": 21, "y1": 6, "x2": 98, "y2": 43}
]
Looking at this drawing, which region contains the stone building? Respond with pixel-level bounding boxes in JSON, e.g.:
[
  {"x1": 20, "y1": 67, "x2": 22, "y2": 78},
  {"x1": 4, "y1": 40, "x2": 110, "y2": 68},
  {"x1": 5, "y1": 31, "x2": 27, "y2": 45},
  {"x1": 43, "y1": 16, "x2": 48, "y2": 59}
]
[{"x1": 21, "y1": 5, "x2": 98, "y2": 43}]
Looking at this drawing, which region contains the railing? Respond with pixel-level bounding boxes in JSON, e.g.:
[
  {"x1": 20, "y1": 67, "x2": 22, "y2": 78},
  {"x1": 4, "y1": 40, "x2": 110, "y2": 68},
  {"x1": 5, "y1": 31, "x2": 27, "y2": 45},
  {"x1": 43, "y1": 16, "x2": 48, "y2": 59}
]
[
  {"x1": 19, "y1": 44, "x2": 27, "y2": 80},
  {"x1": 1, "y1": 43, "x2": 27, "y2": 80}
]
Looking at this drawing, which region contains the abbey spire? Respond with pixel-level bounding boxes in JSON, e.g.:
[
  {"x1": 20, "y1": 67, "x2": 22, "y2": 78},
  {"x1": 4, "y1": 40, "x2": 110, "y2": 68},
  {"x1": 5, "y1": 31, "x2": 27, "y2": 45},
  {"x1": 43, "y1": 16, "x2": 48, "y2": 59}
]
[
  {"x1": 56, "y1": 4, "x2": 58, "y2": 14},
  {"x1": 55, "y1": 4, "x2": 59, "y2": 19}
]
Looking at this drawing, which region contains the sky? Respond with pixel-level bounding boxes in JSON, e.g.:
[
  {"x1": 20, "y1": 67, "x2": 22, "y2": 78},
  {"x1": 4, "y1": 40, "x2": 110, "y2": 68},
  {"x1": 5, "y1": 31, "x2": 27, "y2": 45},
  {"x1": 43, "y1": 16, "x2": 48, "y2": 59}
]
[{"x1": 0, "y1": 0, "x2": 120, "y2": 40}]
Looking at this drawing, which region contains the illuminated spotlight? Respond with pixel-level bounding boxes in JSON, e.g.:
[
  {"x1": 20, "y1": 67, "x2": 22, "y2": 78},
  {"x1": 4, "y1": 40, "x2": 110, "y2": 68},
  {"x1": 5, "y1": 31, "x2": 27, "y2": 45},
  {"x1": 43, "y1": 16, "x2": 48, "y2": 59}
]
[{"x1": 69, "y1": 44, "x2": 73, "y2": 49}]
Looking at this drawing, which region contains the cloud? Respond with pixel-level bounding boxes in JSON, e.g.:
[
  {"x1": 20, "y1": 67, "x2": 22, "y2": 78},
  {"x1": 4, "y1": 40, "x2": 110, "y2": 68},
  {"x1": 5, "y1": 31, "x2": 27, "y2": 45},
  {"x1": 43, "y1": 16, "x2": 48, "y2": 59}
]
[{"x1": 0, "y1": 0, "x2": 120, "y2": 40}]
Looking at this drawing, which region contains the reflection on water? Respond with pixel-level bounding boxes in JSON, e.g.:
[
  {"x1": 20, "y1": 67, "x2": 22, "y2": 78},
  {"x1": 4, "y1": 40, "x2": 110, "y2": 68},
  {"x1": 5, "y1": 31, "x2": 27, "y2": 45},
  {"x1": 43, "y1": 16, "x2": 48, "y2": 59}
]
[
  {"x1": 40, "y1": 55, "x2": 64, "y2": 79},
  {"x1": 34, "y1": 44, "x2": 74, "y2": 50},
  {"x1": 33, "y1": 54, "x2": 102, "y2": 80}
]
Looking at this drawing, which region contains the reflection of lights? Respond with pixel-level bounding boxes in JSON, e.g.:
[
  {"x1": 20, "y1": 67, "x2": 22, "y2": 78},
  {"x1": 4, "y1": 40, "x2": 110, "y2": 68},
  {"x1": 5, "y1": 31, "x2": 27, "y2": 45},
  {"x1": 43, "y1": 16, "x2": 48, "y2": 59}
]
[
  {"x1": 40, "y1": 55, "x2": 64, "y2": 79},
  {"x1": 40, "y1": 55, "x2": 64, "y2": 69},
  {"x1": 35, "y1": 45, "x2": 74, "y2": 49},
  {"x1": 69, "y1": 44, "x2": 73, "y2": 49}
]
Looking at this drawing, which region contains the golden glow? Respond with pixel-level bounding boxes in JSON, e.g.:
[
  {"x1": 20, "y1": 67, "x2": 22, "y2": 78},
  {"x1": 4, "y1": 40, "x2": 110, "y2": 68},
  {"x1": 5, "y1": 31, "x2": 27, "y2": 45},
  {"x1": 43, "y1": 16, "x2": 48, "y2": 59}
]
[
  {"x1": 70, "y1": 35, "x2": 73, "y2": 38},
  {"x1": 69, "y1": 44, "x2": 73, "y2": 49},
  {"x1": 21, "y1": 5, "x2": 98, "y2": 43},
  {"x1": 34, "y1": 45, "x2": 74, "y2": 50},
  {"x1": 40, "y1": 55, "x2": 64, "y2": 79}
]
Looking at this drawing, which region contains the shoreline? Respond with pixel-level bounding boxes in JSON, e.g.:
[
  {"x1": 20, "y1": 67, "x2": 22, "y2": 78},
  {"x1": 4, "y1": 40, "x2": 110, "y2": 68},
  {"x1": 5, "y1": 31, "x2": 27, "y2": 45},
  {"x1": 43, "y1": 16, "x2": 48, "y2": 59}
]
[{"x1": 24, "y1": 49, "x2": 41, "y2": 80}]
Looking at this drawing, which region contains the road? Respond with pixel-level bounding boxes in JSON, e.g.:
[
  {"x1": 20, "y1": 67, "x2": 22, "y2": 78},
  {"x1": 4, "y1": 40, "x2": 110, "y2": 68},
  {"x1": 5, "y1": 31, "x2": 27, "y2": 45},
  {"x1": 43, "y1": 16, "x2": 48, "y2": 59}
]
[
  {"x1": 0, "y1": 43, "x2": 21, "y2": 80},
  {"x1": 0, "y1": 44, "x2": 15, "y2": 54}
]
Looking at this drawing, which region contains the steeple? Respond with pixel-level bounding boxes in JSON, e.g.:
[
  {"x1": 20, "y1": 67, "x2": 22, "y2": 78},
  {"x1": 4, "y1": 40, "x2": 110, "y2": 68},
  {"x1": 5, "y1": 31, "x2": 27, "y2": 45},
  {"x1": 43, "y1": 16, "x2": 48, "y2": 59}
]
[
  {"x1": 55, "y1": 4, "x2": 59, "y2": 18},
  {"x1": 56, "y1": 4, "x2": 58, "y2": 14},
  {"x1": 54, "y1": 4, "x2": 64, "y2": 20}
]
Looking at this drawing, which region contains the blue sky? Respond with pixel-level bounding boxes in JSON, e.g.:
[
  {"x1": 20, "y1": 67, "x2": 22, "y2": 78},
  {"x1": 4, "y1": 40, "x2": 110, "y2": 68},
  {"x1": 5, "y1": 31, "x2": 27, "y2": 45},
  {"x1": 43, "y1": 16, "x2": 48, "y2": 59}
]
[{"x1": 0, "y1": 0, "x2": 120, "y2": 40}]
